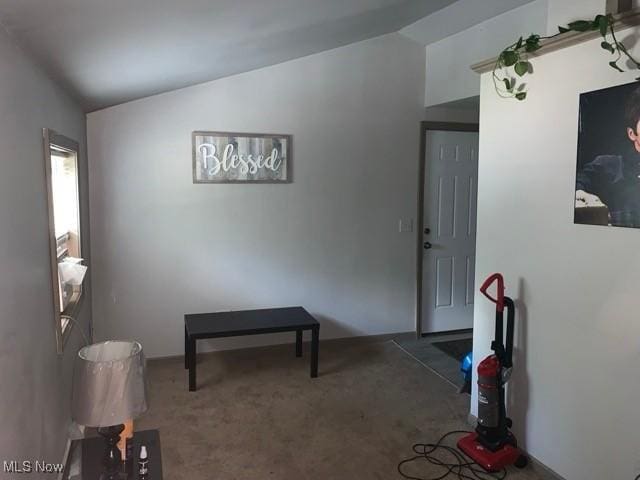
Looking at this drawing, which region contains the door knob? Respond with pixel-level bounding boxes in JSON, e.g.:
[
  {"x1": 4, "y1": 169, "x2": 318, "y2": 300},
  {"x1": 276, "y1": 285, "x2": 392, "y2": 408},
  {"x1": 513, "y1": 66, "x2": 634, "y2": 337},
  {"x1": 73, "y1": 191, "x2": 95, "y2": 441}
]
[{"x1": 423, "y1": 241, "x2": 432, "y2": 250}]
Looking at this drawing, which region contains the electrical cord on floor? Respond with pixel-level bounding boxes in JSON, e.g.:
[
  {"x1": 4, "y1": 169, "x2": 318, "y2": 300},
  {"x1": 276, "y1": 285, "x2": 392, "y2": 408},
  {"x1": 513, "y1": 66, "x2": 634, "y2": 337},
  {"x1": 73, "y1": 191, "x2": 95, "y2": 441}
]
[{"x1": 397, "y1": 431, "x2": 508, "y2": 480}]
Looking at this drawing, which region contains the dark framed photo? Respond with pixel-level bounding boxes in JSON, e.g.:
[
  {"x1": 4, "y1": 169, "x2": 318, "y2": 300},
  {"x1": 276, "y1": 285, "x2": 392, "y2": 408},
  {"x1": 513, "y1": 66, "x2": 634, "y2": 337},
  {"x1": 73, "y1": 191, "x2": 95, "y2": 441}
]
[
  {"x1": 192, "y1": 131, "x2": 291, "y2": 183},
  {"x1": 574, "y1": 81, "x2": 640, "y2": 228}
]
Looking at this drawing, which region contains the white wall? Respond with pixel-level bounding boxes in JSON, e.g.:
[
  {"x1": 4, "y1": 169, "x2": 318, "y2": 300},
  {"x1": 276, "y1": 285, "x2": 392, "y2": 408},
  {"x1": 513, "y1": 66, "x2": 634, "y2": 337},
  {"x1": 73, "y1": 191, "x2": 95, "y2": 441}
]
[
  {"x1": 405, "y1": 0, "x2": 618, "y2": 109},
  {"x1": 87, "y1": 33, "x2": 425, "y2": 358},
  {"x1": 423, "y1": 0, "x2": 548, "y2": 106},
  {"x1": 0, "y1": 26, "x2": 91, "y2": 472},
  {"x1": 474, "y1": 27, "x2": 640, "y2": 480}
]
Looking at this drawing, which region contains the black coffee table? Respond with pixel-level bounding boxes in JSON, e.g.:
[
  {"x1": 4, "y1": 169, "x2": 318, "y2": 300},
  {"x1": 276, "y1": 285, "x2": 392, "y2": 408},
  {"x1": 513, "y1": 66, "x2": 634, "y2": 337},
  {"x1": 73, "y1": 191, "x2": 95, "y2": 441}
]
[{"x1": 184, "y1": 306, "x2": 320, "y2": 391}]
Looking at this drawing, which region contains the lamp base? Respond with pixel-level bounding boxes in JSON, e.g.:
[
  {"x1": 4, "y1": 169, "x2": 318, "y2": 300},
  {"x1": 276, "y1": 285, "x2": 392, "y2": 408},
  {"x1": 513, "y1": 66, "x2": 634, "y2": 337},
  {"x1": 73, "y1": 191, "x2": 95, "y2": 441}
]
[{"x1": 97, "y1": 424, "x2": 125, "y2": 480}]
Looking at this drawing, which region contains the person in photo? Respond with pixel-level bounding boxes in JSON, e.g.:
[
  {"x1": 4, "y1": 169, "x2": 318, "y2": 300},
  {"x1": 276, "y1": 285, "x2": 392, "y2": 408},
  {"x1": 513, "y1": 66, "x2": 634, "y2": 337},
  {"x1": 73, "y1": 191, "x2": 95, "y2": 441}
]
[{"x1": 575, "y1": 85, "x2": 640, "y2": 227}]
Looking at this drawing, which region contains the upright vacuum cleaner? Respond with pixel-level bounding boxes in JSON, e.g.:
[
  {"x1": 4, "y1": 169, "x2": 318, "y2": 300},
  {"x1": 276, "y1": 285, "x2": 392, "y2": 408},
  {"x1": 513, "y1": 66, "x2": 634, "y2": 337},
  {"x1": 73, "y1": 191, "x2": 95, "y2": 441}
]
[{"x1": 457, "y1": 273, "x2": 528, "y2": 472}]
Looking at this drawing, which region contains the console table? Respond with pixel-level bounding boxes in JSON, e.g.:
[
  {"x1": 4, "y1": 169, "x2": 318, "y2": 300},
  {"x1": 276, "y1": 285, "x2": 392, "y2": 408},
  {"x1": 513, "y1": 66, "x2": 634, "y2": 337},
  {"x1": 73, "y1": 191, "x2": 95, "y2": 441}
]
[{"x1": 184, "y1": 306, "x2": 320, "y2": 391}]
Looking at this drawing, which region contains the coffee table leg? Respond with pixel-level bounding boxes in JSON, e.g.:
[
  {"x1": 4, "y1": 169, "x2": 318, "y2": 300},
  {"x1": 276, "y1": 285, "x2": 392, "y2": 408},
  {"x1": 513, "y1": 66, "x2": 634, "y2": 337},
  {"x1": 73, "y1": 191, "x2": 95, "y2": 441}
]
[
  {"x1": 296, "y1": 330, "x2": 303, "y2": 357},
  {"x1": 189, "y1": 337, "x2": 197, "y2": 391},
  {"x1": 310, "y1": 326, "x2": 319, "y2": 378}
]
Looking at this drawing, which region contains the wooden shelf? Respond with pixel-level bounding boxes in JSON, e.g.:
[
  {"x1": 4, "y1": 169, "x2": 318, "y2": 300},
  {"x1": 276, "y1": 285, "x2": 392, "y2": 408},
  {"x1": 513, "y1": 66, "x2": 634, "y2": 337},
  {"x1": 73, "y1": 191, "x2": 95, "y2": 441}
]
[{"x1": 471, "y1": 10, "x2": 640, "y2": 74}]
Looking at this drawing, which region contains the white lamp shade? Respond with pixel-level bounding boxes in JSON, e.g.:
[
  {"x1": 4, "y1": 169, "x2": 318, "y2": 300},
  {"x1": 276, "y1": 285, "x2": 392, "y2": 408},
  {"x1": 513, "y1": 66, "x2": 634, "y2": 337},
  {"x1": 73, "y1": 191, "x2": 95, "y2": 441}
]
[{"x1": 72, "y1": 340, "x2": 148, "y2": 427}]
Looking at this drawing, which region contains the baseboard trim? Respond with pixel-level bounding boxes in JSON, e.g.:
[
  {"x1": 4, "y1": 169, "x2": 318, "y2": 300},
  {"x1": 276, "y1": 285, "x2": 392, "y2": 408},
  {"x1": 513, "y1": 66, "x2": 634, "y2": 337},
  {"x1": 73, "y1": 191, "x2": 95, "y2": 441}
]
[
  {"x1": 466, "y1": 414, "x2": 566, "y2": 480},
  {"x1": 148, "y1": 331, "x2": 412, "y2": 362}
]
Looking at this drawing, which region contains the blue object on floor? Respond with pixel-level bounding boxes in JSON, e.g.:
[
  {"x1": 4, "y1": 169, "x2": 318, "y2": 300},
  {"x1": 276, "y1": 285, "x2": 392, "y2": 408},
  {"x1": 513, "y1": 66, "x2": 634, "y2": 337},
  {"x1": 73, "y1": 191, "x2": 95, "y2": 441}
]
[{"x1": 461, "y1": 351, "x2": 473, "y2": 382}]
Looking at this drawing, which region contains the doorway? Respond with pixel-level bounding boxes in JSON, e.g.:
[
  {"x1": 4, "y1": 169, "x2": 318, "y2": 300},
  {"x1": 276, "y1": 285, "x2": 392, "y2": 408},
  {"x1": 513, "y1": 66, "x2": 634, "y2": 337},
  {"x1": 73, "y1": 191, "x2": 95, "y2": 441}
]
[
  {"x1": 416, "y1": 122, "x2": 479, "y2": 337},
  {"x1": 421, "y1": 125, "x2": 479, "y2": 334},
  {"x1": 394, "y1": 121, "x2": 479, "y2": 390}
]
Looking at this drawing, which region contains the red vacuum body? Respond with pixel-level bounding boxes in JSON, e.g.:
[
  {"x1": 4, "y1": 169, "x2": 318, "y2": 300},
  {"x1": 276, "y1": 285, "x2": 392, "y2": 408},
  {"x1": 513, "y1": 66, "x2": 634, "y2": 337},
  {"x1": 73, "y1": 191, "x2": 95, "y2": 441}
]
[{"x1": 457, "y1": 273, "x2": 528, "y2": 472}]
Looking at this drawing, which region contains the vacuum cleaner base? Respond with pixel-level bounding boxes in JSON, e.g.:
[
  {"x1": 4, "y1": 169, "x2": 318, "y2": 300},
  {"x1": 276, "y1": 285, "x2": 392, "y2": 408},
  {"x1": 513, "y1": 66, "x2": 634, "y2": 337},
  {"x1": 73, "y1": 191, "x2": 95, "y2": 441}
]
[{"x1": 457, "y1": 433, "x2": 526, "y2": 472}]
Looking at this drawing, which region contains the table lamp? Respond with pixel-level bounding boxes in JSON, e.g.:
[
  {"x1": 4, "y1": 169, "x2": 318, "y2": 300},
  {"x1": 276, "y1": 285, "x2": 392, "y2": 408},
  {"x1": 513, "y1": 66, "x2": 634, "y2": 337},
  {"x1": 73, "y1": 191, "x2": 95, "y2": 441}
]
[{"x1": 72, "y1": 341, "x2": 148, "y2": 480}]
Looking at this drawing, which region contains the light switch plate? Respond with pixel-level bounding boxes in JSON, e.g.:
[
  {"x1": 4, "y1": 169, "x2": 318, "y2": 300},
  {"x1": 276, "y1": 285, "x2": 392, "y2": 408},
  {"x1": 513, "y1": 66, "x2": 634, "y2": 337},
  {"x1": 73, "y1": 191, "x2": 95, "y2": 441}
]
[{"x1": 398, "y1": 218, "x2": 414, "y2": 233}]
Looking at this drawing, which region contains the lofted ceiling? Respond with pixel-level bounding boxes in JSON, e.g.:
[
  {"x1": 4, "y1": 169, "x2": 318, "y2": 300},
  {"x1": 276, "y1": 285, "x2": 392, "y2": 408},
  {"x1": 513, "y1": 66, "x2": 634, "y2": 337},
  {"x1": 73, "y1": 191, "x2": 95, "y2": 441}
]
[
  {"x1": 400, "y1": 0, "x2": 537, "y2": 46},
  {"x1": 0, "y1": 0, "x2": 535, "y2": 111},
  {"x1": 0, "y1": 0, "x2": 455, "y2": 111}
]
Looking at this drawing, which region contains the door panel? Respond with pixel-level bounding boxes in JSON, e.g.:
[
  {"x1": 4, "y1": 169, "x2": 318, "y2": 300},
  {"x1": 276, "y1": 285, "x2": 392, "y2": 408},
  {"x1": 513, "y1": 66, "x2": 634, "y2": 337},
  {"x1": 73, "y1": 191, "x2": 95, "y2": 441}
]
[
  {"x1": 437, "y1": 177, "x2": 456, "y2": 237},
  {"x1": 435, "y1": 257, "x2": 453, "y2": 307},
  {"x1": 422, "y1": 130, "x2": 479, "y2": 334}
]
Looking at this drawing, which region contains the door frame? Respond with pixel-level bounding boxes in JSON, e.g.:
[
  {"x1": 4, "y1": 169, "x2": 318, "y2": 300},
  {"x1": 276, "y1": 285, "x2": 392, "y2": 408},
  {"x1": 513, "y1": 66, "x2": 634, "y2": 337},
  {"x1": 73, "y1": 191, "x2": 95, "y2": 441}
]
[{"x1": 415, "y1": 121, "x2": 479, "y2": 337}]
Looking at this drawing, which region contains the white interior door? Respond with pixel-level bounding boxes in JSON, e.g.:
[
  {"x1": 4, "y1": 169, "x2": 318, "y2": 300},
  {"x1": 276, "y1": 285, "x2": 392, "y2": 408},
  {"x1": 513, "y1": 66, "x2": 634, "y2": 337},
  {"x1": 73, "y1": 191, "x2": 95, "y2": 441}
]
[{"x1": 422, "y1": 130, "x2": 479, "y2": 334}]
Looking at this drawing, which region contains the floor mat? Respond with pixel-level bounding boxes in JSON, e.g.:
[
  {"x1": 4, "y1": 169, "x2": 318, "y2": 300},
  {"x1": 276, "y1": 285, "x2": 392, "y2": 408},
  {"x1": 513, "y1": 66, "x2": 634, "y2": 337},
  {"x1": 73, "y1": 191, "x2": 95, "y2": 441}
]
[
  {"x1": 431, "y1": 338, "x2": 473, "y2": 362},
  {"x1": 393, "y1": 332, "x2": 472, "y2": 389}
]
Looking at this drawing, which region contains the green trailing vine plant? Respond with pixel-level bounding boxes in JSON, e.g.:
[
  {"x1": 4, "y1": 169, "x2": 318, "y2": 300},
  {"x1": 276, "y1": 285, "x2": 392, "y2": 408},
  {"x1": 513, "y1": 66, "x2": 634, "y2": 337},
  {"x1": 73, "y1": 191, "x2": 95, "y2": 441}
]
[{"x1": 494, "y1": 14, "x2": 640, "y2": 100}]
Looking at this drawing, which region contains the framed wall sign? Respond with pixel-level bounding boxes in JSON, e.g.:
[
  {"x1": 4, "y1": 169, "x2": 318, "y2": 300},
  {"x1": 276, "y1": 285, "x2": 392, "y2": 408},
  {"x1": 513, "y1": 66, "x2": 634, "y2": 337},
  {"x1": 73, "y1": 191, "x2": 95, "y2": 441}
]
[{"x1": 192, "y1": 131, "x2": 291, "y2": 183}]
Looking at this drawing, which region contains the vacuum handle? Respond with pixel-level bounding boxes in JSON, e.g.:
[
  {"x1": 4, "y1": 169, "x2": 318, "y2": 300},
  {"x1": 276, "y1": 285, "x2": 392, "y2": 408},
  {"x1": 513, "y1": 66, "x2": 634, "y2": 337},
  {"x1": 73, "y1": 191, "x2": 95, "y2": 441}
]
[
  {"x1": 503, "y1": 297, "x2": 515, "y2": 369},
  {"x1": 480, "y1": 273, "x2": 505, "y2": 313}
]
